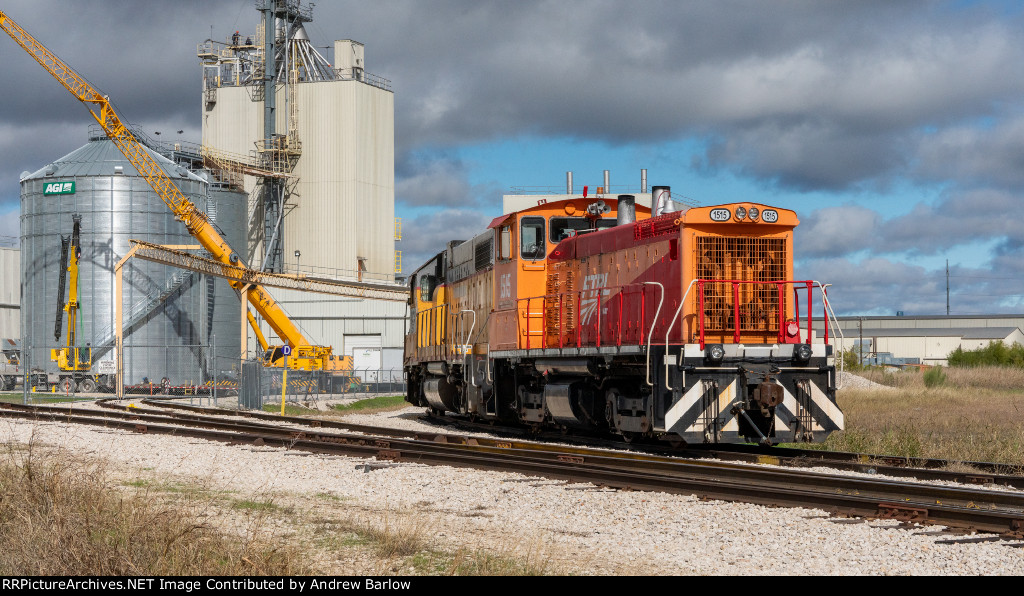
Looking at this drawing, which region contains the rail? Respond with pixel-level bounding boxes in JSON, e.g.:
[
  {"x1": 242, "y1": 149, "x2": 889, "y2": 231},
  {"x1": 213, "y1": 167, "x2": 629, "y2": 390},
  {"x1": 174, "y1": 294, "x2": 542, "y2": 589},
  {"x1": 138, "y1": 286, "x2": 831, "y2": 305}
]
[{"x1": 516, "y1": 281, "x2": 663, "y2": 351}]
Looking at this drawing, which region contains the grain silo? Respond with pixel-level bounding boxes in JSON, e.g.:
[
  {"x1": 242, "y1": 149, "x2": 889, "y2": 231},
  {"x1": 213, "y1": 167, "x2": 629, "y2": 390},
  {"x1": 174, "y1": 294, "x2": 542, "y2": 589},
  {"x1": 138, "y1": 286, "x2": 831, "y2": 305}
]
[{"x1": 20, "y1": 131, "x2": 245, "y2": 387}]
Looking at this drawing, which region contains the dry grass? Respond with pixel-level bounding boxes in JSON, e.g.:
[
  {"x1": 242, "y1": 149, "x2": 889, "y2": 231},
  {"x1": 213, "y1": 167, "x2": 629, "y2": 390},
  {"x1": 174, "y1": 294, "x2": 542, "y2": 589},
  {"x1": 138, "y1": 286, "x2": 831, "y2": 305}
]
[
  {"x1": 822, "y1": 366, "x2": 1024, "y2": 468},
  {"x1": 0, "y1": 431, "x2": 555, "y2": 576},
  {"x1": 0, "y1": 434, "x2": 312, "y2": 576}
]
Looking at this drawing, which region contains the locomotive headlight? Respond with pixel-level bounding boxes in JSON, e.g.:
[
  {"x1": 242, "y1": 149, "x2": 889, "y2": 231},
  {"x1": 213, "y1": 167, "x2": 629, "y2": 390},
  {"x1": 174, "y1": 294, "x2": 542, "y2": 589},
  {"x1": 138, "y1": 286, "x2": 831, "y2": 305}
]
[
  {"x1": 794, "y1": 343, "x2": 813, "y2": 363},
  {"x1": 748, "y1": 207, "x2": 759, "y2": 221},
  {"x1": 705, "y1": 344, "x2": 725, "y2": 364},
  {"x1": 734, "y1": 206, "x2": 747, "y2": 221}
]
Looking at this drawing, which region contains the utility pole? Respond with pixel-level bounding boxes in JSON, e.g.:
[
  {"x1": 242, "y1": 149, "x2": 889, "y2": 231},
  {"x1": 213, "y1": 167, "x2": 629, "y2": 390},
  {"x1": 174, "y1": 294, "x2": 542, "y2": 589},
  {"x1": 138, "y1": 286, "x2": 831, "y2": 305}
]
[
  {"x1": 858, "y1": 317, "x2": 863, "y2": 367},
  {"x1": 946, "y1": 259, "x2": 950, "y2": 316}
]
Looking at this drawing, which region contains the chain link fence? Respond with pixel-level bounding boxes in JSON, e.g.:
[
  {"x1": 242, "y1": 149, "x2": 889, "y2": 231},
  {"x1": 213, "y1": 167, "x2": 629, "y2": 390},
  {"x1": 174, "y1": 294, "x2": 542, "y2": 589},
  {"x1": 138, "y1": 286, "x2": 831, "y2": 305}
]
[
  {"x1": 3, "y1": 340, "x2": 406, "y2": 409},
  {"x1": 234, "y1": 358, "x2": 406, "y2": 411}
]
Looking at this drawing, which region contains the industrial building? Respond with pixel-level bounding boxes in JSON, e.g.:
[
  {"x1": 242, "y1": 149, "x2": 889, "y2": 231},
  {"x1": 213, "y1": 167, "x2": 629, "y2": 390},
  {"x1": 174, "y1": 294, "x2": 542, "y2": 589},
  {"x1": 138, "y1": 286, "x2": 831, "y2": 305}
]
[
  {"x1": 0, "y1": 246, "x2": 17, "y2": 339},
  {"x1": 196, "y1": 1, "x2": 406, "y2": 378},
  {"x1": 1, "y1": 1, "x2": 408, "y2": 393},
  {"x1": 818, "y1": 315, "x2": 1024, "y2": 366}
]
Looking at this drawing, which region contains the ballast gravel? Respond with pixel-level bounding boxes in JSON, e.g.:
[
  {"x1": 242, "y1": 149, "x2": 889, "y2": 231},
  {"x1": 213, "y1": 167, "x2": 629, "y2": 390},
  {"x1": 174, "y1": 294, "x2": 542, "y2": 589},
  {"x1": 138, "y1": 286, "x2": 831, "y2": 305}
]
[{"x1": 1, "y1": 407, "x2": 1022, "y2": 575}]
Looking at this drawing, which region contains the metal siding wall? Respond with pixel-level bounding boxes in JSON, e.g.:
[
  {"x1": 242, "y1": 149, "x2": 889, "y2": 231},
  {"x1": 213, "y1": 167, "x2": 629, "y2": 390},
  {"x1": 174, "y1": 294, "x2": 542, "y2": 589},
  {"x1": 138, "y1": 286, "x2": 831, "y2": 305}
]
[
  {"x1": 248, "y1": 286, "x2": 406, "y2": 355},
  {"x1": 0, "y1": 248, "x2": 18, "y2": 338},
  {"x1": 20, "y1": 159, "x2": 207, "y2": 382},
  {"x1": 204, "y1": 81, "x2": 394, "y2": 280}
]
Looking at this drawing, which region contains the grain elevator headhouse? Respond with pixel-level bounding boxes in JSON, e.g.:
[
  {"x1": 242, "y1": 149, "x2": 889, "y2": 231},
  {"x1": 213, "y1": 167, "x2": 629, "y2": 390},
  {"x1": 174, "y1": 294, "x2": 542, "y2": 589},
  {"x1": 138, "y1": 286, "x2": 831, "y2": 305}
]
[{"x1": 198, "y1": 0, "x2": 395, "y2": 282}]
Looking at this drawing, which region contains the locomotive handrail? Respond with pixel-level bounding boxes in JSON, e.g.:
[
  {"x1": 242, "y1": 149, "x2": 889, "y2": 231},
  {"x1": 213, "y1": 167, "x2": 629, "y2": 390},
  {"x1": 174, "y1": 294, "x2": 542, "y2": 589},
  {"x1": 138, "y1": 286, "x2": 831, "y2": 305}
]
[
  {"x1": 814, "y1": 281, "x2": 845, "y2": 389},
  {"x1": 664, "y1": 279, "x2": 841, "y2": 391},
  {"x1": 694, "y1": 279, "x2": 825, "y2": 349},
  {"x1": 663, "y1": 279, "x2": 700, "y2": 391},
  {"x1": 455, "y1": 309, "x2": 478, "y2": 387},
  {"x1": 642, "y1": 282, "x2": 665, "y2": 387},
  {"x1": 516, "y1": 281, "x2": 659, "y2": 351}
]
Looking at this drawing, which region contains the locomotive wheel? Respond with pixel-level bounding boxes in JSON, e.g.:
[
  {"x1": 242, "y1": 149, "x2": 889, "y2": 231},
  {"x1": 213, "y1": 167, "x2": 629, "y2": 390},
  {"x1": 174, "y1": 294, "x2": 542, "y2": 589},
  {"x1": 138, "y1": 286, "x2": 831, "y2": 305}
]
[{"x1": 620, "y1": 431, "x2": 638, "y2": 444}]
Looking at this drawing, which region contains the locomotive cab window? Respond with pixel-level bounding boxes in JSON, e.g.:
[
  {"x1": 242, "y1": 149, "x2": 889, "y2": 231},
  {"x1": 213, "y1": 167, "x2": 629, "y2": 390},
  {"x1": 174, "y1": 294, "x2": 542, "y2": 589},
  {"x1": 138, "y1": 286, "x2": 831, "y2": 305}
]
[
  {"x1": 419, "y1": 275, "x2": 437, "y2": 302},
  {"x1": 520, "y1": 216, "x2": 545, "y2": 260},
  {"x1": 497, "y1": 225, "x2": 512, "y2": 260}
]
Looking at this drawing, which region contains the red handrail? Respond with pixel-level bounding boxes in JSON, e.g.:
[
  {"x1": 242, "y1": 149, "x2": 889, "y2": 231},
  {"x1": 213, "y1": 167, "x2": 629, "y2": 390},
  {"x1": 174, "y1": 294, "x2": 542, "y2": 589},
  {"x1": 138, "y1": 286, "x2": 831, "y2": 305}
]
[
  {"x1": 696, "y1": 279, "x2": 825, "y2": 350},
  {"x1": 514, "y1": 282, "x2": 653, "y2": 351}
]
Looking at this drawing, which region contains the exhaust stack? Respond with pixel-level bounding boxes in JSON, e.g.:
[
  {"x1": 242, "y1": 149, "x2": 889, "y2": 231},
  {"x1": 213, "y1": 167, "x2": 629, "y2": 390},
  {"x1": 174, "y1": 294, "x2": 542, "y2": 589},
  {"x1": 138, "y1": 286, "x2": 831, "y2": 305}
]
[{"x1": 616, "y1": 195, "x2": 636, "y2": 226}]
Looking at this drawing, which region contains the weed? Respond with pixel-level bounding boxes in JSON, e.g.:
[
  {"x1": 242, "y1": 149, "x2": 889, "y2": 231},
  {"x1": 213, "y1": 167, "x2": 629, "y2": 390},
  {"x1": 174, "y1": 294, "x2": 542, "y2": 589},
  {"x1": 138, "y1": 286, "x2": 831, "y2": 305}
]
[
  {"x1": 232, "y1": 499, "x2": 279, "y2": 512},
  {"x1": 923, "y1": 366, "x2": 946, "y2": 388},
  {"x1": 332, "y1": 395, "x2": 407, "y2": 415}
]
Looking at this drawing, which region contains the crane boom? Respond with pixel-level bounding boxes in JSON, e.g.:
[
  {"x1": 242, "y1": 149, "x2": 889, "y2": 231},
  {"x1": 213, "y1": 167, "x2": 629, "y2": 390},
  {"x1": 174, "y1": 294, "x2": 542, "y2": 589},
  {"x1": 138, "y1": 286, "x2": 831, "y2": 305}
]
[{"x1": 0, "y1": 10, "x2": 318, "y2": 358}]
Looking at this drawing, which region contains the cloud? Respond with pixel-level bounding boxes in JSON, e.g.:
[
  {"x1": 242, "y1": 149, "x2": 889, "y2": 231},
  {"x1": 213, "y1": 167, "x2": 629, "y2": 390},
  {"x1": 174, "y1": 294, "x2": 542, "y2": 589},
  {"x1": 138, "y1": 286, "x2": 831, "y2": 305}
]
[
  {"x1": 798, "y1": 256, "x2": 943, "y2": 316},
  {"x1": 794, "y1": 205, "x2": 881, "y2": 258},
  {"x1": 397, "y1": 208, "x2": 493, "y2": 273},
  {"x1": 395, "y1": 156, "x2": 477, "y2": 208},
  {"x1": 914, "y1": 117, "x2": 1024, "y2": 190},
  {"x1": 876, "y1": 188, "x2": 1024, "y2": 255}
]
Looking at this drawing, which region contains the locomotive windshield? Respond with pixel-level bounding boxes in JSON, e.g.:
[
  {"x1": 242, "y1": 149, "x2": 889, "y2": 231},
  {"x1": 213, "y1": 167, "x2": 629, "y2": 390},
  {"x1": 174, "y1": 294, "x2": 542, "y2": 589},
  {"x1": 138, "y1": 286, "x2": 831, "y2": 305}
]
[{"x1": 520, "y1": 216, "x2": 545, "y2": 260}]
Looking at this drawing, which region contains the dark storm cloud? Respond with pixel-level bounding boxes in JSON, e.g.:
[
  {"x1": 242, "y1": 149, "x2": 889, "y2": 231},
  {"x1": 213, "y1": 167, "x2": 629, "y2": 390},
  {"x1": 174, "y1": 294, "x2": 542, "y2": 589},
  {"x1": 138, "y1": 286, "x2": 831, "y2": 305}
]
[{"x1": 6, "y1": 0, "x2": 1024, "y2": 205}]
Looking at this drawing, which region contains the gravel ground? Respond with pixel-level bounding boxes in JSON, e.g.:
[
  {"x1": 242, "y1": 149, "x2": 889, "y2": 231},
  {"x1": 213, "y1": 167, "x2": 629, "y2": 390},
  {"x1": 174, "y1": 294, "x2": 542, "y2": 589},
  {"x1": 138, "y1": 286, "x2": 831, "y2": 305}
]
[{"x1": 1, "y1": 405, "x2": 1022, "y2": 575}]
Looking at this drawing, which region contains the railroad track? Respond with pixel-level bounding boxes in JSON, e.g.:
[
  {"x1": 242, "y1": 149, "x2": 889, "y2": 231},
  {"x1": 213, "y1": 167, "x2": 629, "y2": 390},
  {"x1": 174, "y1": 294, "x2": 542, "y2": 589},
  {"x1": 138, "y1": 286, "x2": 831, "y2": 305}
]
[
  {"x1": 1, "y1": 399, "x2": 1023, "y2": 541},
  {"x1": 127, "y1": 397, "x2": 1024, "y2": 491}
]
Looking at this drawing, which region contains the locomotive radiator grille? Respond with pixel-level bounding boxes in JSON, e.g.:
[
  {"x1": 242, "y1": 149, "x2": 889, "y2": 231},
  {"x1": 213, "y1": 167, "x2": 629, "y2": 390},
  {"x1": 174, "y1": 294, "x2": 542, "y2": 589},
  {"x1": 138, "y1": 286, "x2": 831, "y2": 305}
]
[{"x1": 694, "y1": 236, "x2": 787, "y2": 338}]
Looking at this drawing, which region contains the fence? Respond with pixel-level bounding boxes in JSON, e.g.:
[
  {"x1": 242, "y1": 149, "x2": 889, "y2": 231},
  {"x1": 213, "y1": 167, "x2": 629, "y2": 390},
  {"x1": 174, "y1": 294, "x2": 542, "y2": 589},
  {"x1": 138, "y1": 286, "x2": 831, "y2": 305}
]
[
  {"x1": 4, "y1": 340, "x2": 406, "y2": 409},
  {"x1": 232, "y1": 358, "x2": 406, "y2": 411}
]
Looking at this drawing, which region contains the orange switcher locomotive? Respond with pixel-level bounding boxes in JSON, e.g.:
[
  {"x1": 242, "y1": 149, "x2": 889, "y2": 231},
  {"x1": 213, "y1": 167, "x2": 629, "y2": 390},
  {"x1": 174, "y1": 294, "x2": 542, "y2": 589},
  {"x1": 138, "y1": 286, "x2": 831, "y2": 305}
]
[{"x1": 404, "y1": 188, "x2": 844, "y2": 445}]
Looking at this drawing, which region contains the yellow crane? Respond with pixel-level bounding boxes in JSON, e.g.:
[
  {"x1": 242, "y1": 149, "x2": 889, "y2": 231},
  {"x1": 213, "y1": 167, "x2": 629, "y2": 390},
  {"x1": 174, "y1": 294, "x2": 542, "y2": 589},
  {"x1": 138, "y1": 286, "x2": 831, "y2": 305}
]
[
  {"x1": 0, "y1": 10, "x2": 344, "y2": 372},
  {"x1": 51, "y1": 215, "x2": 91, "y2": 371}
]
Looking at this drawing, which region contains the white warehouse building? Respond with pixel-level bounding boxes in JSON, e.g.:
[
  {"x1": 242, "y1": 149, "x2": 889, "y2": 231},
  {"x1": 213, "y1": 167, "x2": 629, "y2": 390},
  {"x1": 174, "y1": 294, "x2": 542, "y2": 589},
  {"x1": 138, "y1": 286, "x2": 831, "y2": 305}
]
[{"x1": 817, "y1": 315, "x2": 1024, "y2": 366}]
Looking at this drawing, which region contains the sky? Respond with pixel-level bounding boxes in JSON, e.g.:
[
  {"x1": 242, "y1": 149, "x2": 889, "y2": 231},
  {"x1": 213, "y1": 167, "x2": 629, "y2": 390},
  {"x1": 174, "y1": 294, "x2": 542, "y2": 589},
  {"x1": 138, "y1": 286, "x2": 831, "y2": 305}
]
[{"x1": 2, "y1": 0, "x2": 1024, "y2": 316}]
